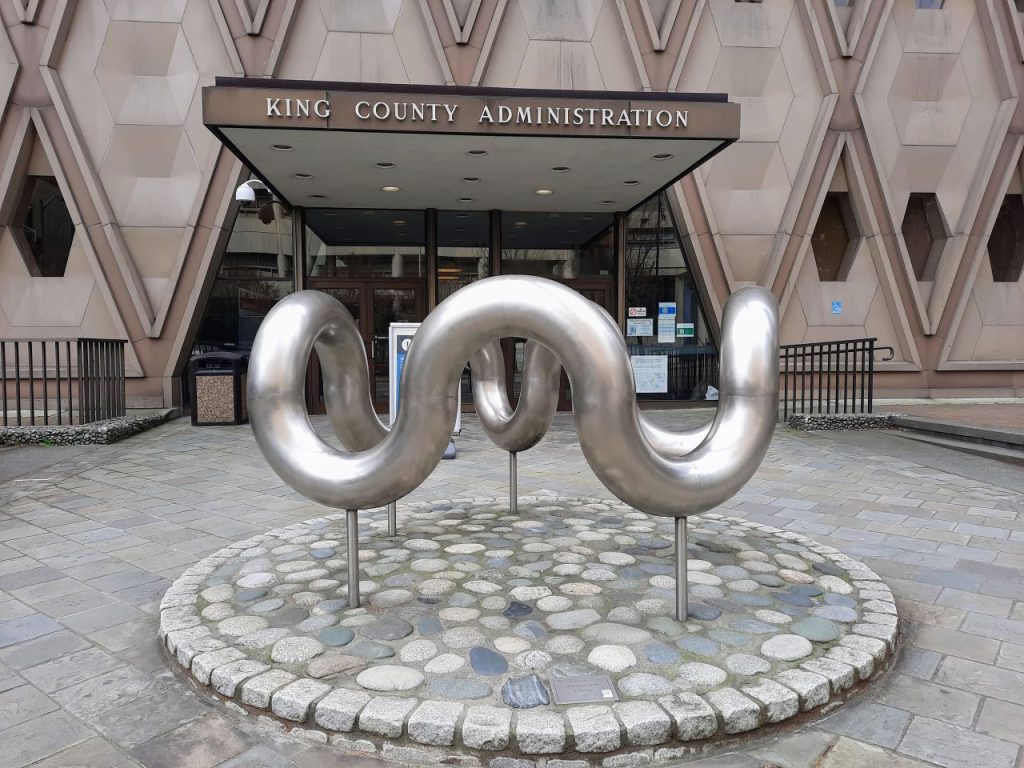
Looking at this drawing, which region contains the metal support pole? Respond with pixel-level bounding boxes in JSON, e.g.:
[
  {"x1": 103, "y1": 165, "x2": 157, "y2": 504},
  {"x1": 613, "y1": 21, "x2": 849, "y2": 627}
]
[
  {"x1": 387, "y1": 501, "x2": 397, "y2": 536},
  {"x1": 346, "y1": 509, "x2": 360, "y2": 608},
  {"x1": 510, "y1": 451, "x2": 517, "y2": 513},
  {"x1": 675, "y1": 517, "x2": 688, "y2": 621}
]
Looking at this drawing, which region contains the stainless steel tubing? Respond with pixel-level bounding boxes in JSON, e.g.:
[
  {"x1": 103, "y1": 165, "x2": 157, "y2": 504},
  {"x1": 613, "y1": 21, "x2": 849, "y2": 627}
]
[
  {"x1": 675, "y1": 517, "x2": 688, "y2": 621},
  {"x1": 470, "y1": 340, "x2": 560, "y2": 453},
  {"x1": 510, "y1": 452, "x2": 517, "y2": 513},
  {"x1": 248, "y1": 276, "x2": 778, "y2": 613},
  {"x1": 346, "y1": 509, "x2": 360, "y2": 608}
]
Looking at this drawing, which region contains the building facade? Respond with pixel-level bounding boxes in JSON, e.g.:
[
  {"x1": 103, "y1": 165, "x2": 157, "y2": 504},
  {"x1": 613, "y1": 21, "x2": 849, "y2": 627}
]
[{"x1": 1, "y1": 0, "x2": 1023, "y2": 411}]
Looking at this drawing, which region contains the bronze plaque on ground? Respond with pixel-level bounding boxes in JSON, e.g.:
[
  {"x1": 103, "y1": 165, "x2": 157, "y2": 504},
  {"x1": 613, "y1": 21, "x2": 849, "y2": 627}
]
[{"x1": 549, "y1": 675, "x2": 619, "y2": 705}]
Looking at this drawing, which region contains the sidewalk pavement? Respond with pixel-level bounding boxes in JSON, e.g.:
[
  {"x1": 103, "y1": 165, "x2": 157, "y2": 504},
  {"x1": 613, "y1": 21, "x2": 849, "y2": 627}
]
[{"x1": 0, "y1": 412, "x2": 1021, "y2": 768}]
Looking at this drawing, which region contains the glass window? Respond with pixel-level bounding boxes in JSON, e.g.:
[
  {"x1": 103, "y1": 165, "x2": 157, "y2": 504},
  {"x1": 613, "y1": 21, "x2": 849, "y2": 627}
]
[
  {"x1": 987, "y1": 195, "x2": 1024, "y2": 283},
  {"x1": 306, "y1": 209, "x2": 425, "y2": 278},
  {"x1": 625, "y1": 193, "x2": 718, "y2": 401},
  {"x1": 15, "y1": 176, "x2": 75, "y2": 277},
  {"x1": 902, "y1": 193, "x2": 947, "y2": 281},
  {"x1": 500, "y1": 212, "x2": 614, "y2": 278},
  {"x1": 438, "y1": 210, "x2": 490, "y2": 302},
  {"x1": 194, "y1": 185, "x2": 295, "y2": 354},
  {"x1": 811, "y1": 193, "x2": 858, "y2": 282},
  {"x1": 220, "y1": 200, "x2": 294, "y2": 278}
]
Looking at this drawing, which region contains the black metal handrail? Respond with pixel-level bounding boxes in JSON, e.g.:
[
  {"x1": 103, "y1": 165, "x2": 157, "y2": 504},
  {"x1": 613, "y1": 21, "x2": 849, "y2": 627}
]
[
  {"x1": 1, "y1": 338, "x2": 126, "y2": 427},
  {"x1": 779, "y1": 337, "x2": 895, "y2": 421}
]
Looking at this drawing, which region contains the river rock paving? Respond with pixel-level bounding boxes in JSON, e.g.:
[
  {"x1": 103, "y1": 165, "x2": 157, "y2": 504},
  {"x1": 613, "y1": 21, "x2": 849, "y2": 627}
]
[{"x1": 161, "y1": 495, "x2": 897, "y2": 756}]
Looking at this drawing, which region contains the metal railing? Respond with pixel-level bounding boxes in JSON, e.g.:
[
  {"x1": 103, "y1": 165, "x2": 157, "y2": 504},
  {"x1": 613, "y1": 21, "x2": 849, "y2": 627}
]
[
  {"x1": 626, "y1": 344, "x2": 720, "y2": 400},
  {"x1": 779, "y1": 337, "x2": 895, "y2": 421},
  {"x1": 1, "y1": 338, "x2": 126, "y2": 426}
]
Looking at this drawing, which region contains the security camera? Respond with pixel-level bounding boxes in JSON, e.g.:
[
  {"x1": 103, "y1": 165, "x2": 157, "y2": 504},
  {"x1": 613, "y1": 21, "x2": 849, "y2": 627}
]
[{"x1": 235, "y1": 179, "x2": 268, "y2": 207}]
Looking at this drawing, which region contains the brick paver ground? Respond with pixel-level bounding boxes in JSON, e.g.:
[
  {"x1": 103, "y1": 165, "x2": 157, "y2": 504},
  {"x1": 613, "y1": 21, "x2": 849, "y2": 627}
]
[{"x1": 0, "y1": 412, "x2": 1022, "y2": 768}]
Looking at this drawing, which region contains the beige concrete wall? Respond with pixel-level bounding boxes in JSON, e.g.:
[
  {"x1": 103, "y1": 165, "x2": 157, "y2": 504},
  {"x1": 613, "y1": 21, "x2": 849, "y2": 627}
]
[{"x1": 0, "y1": 0, "x2": 1022, "y2": 404}]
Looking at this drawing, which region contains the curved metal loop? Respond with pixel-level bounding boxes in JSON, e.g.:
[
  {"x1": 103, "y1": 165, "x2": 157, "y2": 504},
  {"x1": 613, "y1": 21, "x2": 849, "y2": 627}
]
[
  {"x1": 247, "y1": 275, "x2": 778, "y2": 518},
  {"x1": 469, "y1": 340, "x2": 561, "y2": 453}
]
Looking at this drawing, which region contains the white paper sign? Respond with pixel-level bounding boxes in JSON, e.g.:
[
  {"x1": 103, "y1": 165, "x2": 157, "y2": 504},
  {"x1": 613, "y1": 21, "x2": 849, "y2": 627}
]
[
  {"x1": 627, "y1": 318, "x2": 654, "y2": 337},
  {"x1": 630, "y1": 355, "x2": 668, "y2": 394},
  {"x1": 628, "y1": 306, "x2": 647, "y2": 318}
]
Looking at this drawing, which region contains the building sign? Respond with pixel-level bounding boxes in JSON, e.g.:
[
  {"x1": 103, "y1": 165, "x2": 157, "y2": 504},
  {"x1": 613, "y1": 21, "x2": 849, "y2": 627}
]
[
  {"x1": 677, "y1": 322, "x2": 695, "y2": 338},
  {"x1": 267, "y1": 97, "x2": 689, "y2": 129},
  {"x1": 657, "y1": 302, "x2": 677, "y2": 344},
  {"x1": 204, "y1": 84, "x2": 740, "y2": 141},
  {"x1": 389, "y1": 322, "x2": 461, "y2": 434},
  {"x1": 831, "y1": 300, "x2": 843, "y2": 316}
]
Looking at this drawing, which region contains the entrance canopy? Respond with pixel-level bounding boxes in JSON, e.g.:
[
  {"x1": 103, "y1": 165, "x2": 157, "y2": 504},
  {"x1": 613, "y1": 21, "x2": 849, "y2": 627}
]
[{"x1": 203, "y1": 79, "x2": 739, "y2": 213}]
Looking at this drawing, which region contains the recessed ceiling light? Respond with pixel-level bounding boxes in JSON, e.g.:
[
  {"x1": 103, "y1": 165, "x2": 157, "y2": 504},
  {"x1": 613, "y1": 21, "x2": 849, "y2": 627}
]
[
  {"x1": 462, "y1": 177, "x2": 480, "y2": 183},
  {"x1": 310, "y1": 194, "x2": 327, "y2": 199},
  {"x1": 535, "y1": 189, "x2": 553, "y2": 196},
  {"x1": 652, "y1": 153, "x2": 673, "y2": 160},
  {"x1": 458, "y1": 197, "x2": 473, "y2": 203},
  {"x1": 456, "y1": 213, "x2": 469, "y2": 219},
  {"x1": 466, "y1": 150, "x2": 488, "y2": 157},
  {"x1": 600, "y1": 200, "x2": 616, "y2": 205},
  {"x1": 514, "y1": 220, "x2": 528, "y2": 227},
  {"x1": 454, "y1": 227, "x2": 464, "y2": 232},
  {"x1": 551, "y1": 166, "x2": 571, "y2": 173},
  {"x1": 293, "y1": 172, "x2": 313, "y2": 179},
  {"x1": 375, "y1": 161, "x2": 396, "y2": 169},
  {"x1": 393, "y1": 219, "x2": 406, "y2": 225},
  {"x1": 382, "y1": 185, "x2": 400, "y2": 192},
  {"x1": 272, "y1": 144, "x2": 293, "y2": 151},
  {"x1": 622, "y1": 180, "x2": 640, "y2": 186}
]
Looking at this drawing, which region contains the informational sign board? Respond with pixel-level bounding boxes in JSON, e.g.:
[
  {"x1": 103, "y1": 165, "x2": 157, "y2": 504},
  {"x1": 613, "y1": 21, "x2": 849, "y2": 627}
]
[
  {"x1": 657, "y1": 302, "x2": 676, "y2": 343},
  {"x1": 677, "y1": 322, "x2": 695, "y2": 338},
  {"x1": 630, "y1": 354, "x2": 668, "y2": 394},
  {"x1": 628, "y1": 306, "x2": 647, "y2": 318},
  {"x1": 389, "y1": 322, "x2": 461, "y2": 434},
  {"x1": 831, "y1": 300, "x2": 843, "y2": 316},
  {"x1": 627, "y1": 318, "x2": 654, "y2": 337}
]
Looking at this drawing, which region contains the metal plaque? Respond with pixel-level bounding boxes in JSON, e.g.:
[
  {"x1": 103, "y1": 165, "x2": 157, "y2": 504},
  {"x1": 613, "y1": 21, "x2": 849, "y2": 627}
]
[{"x1": 550, "y1": 675, "x2": 619, "y2": 705}]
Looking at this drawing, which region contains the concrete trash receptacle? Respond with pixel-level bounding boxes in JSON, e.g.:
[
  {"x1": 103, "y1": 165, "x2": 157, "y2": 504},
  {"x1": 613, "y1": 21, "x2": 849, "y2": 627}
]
[{"x1": 189, "y1": 351, "x2": 248, "y2": 426}]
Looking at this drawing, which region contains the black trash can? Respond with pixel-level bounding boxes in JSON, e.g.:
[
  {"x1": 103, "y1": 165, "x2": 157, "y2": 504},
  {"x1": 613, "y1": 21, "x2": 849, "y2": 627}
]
[{"x1": 189, "y1": 352, "x2": 248, "y2": 426}]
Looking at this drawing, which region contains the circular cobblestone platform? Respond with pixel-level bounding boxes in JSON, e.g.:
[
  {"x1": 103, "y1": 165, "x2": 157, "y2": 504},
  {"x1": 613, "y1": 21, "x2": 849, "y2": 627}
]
[{"x1": 160, "y1": 497, "x2": 898, "y2": 761}]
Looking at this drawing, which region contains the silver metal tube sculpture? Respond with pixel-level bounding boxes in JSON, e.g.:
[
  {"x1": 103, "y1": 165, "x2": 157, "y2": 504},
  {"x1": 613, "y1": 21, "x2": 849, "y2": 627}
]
[{"x1": 247, "y1": 275, "x2": 778, "y2": 617}]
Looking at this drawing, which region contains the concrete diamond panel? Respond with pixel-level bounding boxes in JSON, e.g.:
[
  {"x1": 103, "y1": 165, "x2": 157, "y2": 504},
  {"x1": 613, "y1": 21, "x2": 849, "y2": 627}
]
[
  {"x1": 103, "y1": 0, "x2": 188, "y2": 23},
  {"x1": 704, "y1": 143, "x2": 790, "y2": 236},
  {"x1": 861, "y1": 6, "x2": 1004, "y2": 242},
  {"x1": 317, "y1": 0, "x2": 404, "y2": 33},
  {"x1": 887, "y1": 54, "x2": 970, "y2": 146},
  {"x1": 481, "y1": 0, "x2": 641, "y2": 90},
  {"x1": 98, "y1": 125, "x2": 202, "y2": 227},
  {"x1": 708, "y1": 47, "x2": 793, "y2": 143},
  {"x1": 892, "y1": 0, "x2": 975, "y2": 54},
  {"x1": 517, "y1": 0, "x2": 603, "y2": 42},
  {"x1": 95, "y1": 22, "x2": 199, "y2": 125},
  {"x1": 679, "y1": 0, "x2": 828, "y2": 250},
  {"x1": 706, "y1": 0, "x2": 794, "y2": 49}
]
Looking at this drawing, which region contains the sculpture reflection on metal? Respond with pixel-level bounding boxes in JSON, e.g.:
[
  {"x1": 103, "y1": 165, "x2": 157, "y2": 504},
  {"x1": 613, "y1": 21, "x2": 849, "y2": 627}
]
[{"x1": 247, "y1": 276, "x2": 779, "y2": 619}]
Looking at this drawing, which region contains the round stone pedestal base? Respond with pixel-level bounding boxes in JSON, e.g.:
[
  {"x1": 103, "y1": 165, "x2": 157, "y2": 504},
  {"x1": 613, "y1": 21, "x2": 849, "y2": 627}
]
[{"x1": 160, "y1": 497, "x2": 897, "y2": 762}]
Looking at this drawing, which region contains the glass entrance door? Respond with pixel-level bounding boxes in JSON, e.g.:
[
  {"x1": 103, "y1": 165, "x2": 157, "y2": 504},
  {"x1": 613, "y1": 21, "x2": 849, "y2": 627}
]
[{"x1": 306, "y1": 280, "x2": 425, "y2": 415}]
